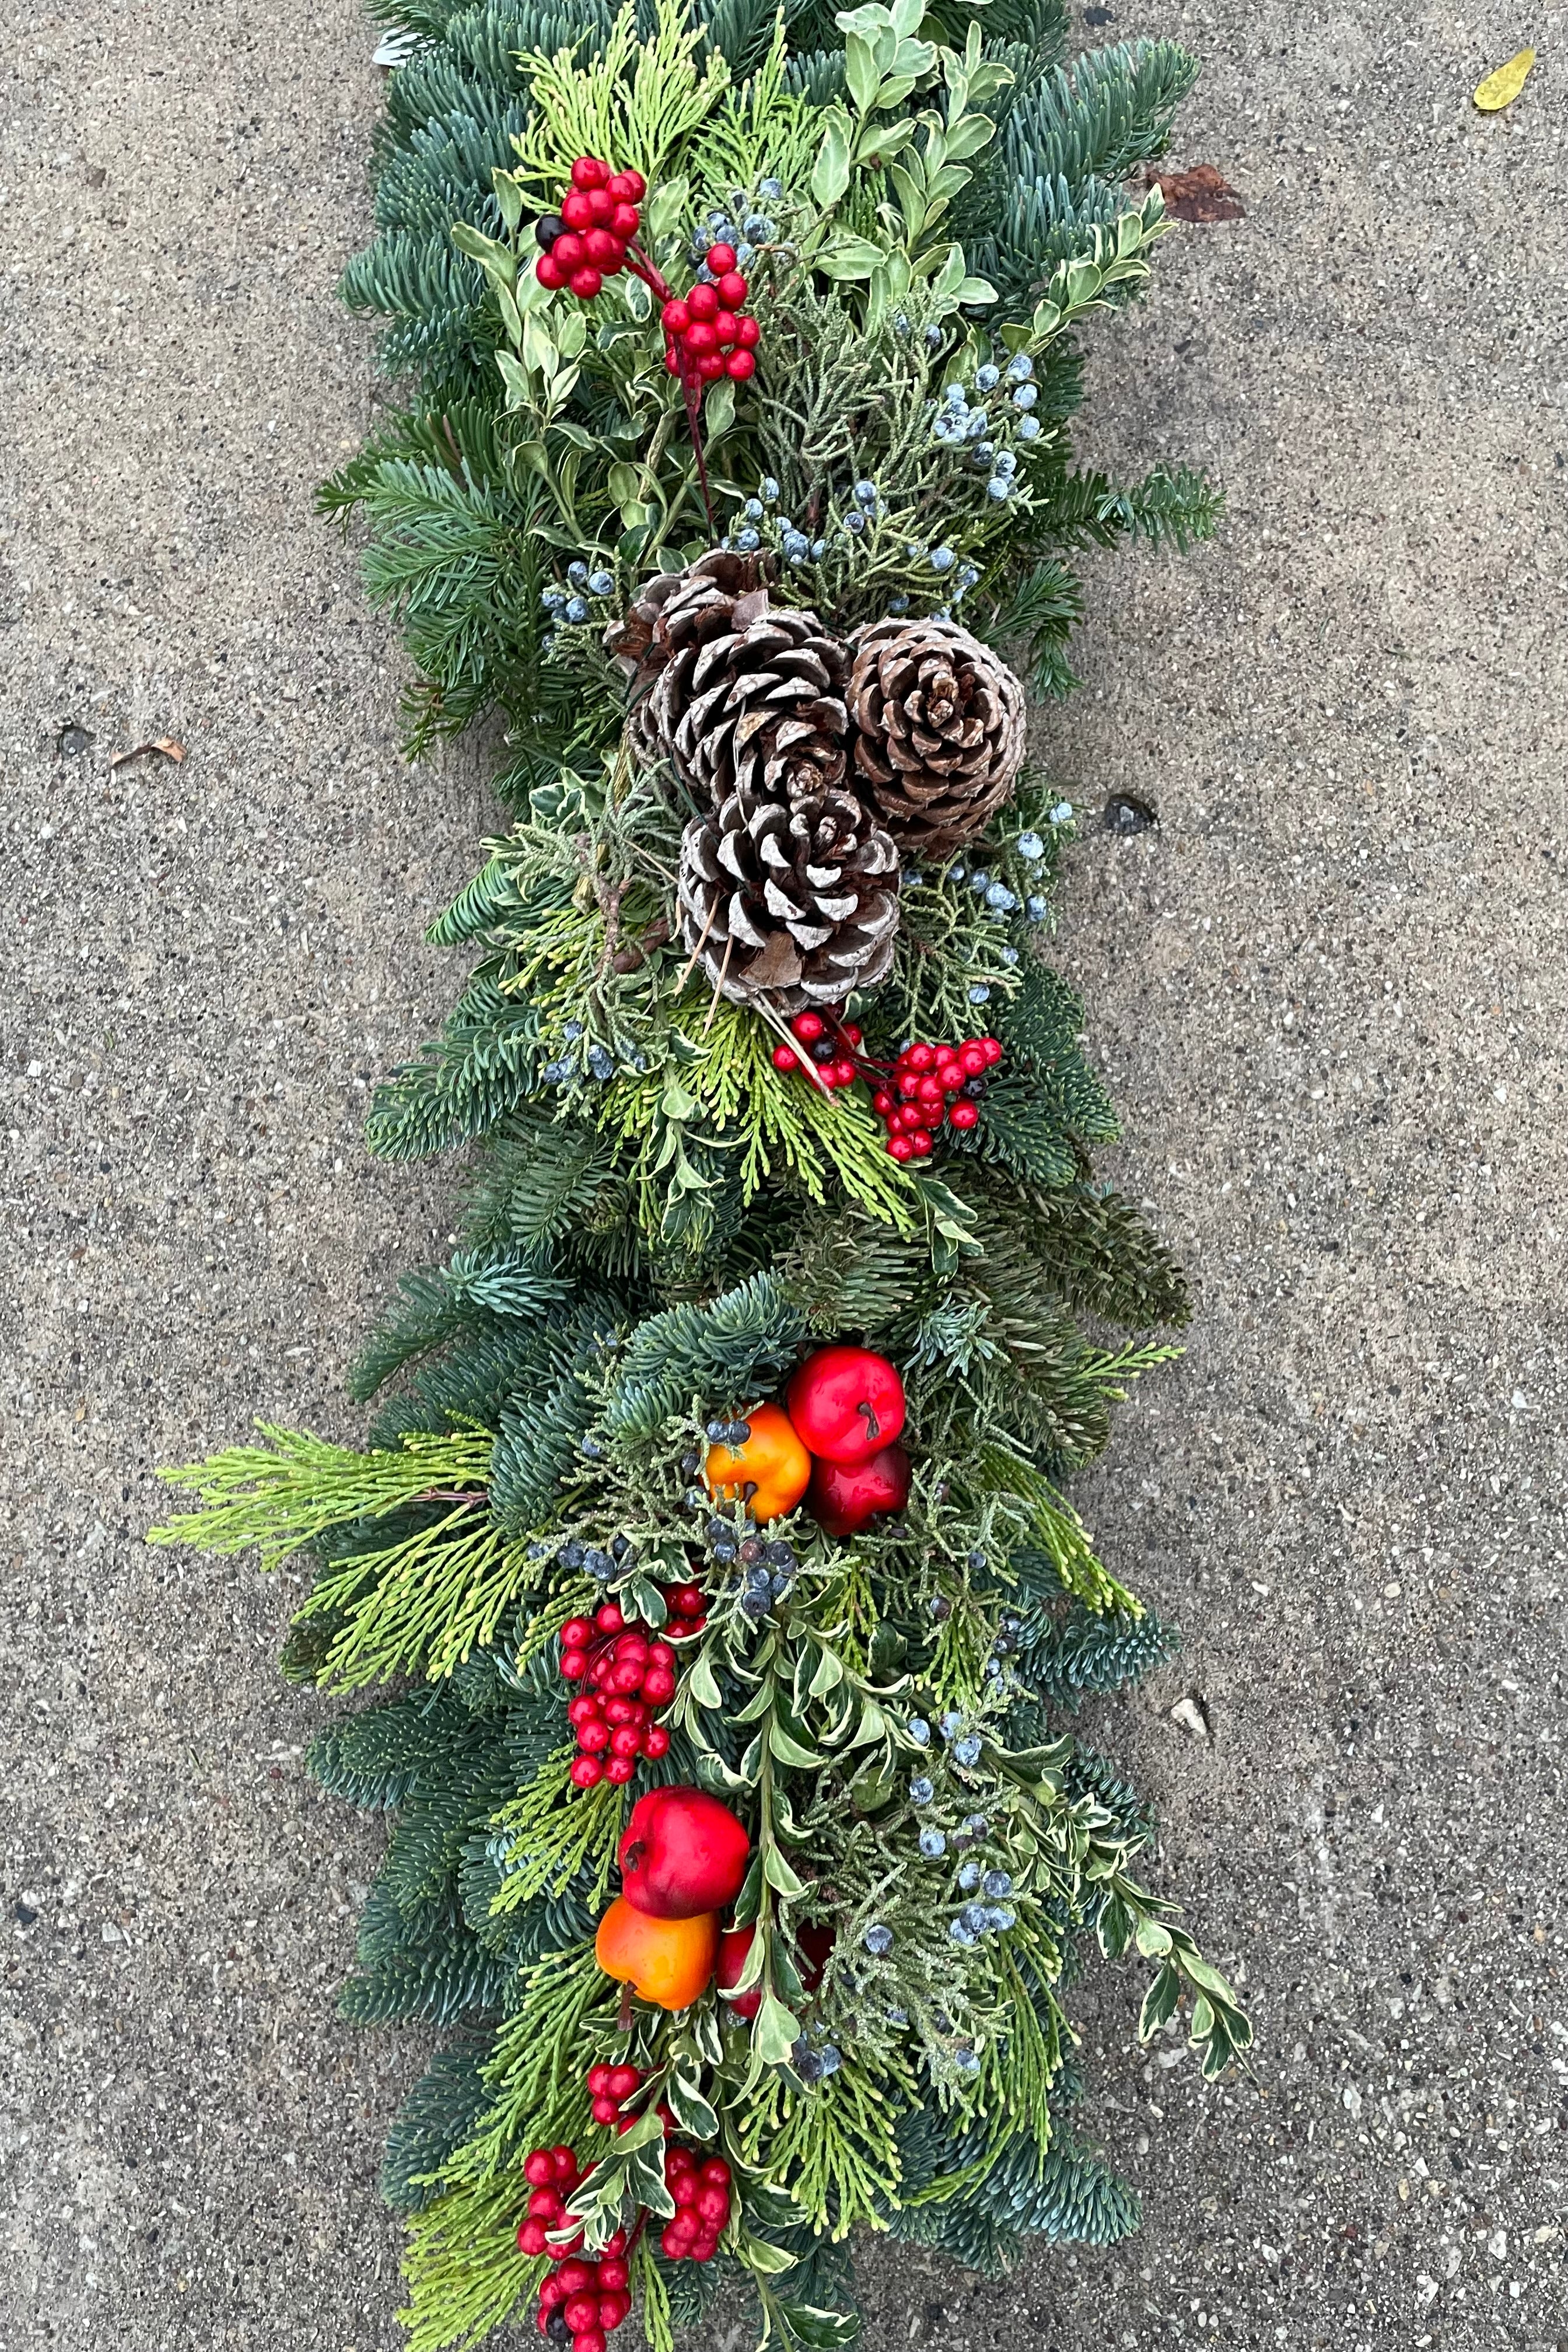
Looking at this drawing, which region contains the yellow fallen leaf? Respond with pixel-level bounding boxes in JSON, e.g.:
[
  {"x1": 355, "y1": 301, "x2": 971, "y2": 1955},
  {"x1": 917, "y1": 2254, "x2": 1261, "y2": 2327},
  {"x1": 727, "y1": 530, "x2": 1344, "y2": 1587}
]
[{"x1": 1473, "y1": 46, "x2": 1535, "y2": 111}]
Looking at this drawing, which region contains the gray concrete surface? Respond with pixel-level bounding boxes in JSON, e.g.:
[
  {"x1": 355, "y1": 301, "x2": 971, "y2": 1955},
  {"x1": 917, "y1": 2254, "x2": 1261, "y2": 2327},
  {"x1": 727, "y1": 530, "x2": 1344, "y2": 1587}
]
[{"x1": 2, "y1": 2, "x2": 1564, "y2": 2348}]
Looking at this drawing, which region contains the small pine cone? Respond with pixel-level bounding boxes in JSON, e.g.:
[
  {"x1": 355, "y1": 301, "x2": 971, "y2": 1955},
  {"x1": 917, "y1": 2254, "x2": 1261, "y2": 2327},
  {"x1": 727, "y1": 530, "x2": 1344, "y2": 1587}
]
[
  {"x1": 847, "y1": 616, "x2": 1027, "y2": 853},
  {"x1": 676, "y1": 788, "x2": 900, "y2": 1010},
  {"x1": 609, "y1": 551, "x2": 849, "y2": 803}
]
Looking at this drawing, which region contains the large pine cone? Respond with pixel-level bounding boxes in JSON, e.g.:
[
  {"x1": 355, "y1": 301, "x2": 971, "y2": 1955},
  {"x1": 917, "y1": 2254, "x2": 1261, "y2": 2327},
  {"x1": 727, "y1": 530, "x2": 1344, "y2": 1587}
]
[
  {"x1": 847, "y1": 616, "x2": 1027, "y2": 854},
  {"x1": 607, "y1": 552, "x2": 849, "y2": 804},
  {"x1": 676, "y1": 787, "x2": 900, "y2": 1010}
]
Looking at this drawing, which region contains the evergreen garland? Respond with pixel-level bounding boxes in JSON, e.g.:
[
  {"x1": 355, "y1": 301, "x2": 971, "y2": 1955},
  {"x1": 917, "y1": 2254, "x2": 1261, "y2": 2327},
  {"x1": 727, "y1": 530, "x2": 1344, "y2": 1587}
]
[{"x1": 156, "y1": 4, "x2": 1250, "y2": 2346}]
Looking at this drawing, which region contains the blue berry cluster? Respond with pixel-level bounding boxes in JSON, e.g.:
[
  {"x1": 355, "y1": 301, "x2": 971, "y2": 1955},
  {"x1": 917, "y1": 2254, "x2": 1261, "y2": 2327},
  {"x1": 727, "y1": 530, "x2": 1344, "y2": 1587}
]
[
  {"x1": 689, "y1": 184, "x2": 780, "y2": 277},
  {"x1": 792, "y1": 2031, "x2": 842, "y2": 2085},
  {"x1": 542, "y1": 559, "x2": 614, "y2": 630},
  {"x1": 535, "y1": 1531, "x2": 638, "y2": 1583},
  {"x1": 929, "y1": 352, "x2": 1041, "y2": 508},
  {"x1": 740, "y1": 1535, "x2": 798, "y2": 1620},
  {"x1": 540, "y1": 1019, "x2": 624, "y2": 1086}
]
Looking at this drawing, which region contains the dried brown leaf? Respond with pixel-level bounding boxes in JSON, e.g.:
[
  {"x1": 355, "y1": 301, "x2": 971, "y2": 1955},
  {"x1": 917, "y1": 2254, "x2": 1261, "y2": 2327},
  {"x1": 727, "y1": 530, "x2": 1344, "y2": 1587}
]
[
  {"x1": 1149, "y1": 163, "x2": 1245, "y2": 223},
  {"x1": 110, "y1": 737, "x2": 186, "y2": 768}
]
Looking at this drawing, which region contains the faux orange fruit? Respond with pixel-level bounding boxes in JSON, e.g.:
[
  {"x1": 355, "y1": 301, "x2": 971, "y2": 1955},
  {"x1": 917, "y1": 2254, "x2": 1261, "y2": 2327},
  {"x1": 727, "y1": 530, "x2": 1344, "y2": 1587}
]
[
  {"x1": 594, "y1": 1897, "x2": 718, "y2": 2011},
  {"x1": 702, "y1": 1401, "x2": 810, "y2": 1524}
]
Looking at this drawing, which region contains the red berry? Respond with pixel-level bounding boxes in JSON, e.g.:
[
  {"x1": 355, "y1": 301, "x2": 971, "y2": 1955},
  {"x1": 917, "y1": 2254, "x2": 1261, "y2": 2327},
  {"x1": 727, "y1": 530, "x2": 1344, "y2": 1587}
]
[
  {"x1": 610, "y1": 1726, "x2": 643, "y2": 1759},
  {"x1": 540, "y1": 2274, "x2": 569, "y2": 2309},
  {"x1": 641, "y1": 1723, "x2": 671, "y2": 1758},
  {"x1": 725, "y1": 349, "x2": 756, "y2": 380},
  {"x1": 660, "y1": 296, "x2": 691, "y2": 334},
  {"x1": 610, "y1": 202, "x2": 640, "y2": 237},
  {"x1": 960, "y1": 1041, "x2": 986, "y2": 1076},
  {"x1": 584, "y1": 228, "x2": 623, "y2": 270},
  {"x1": 561, "y1": 191, "x2": 595, "y2": 230},
  {"x1": 641, "y1": 1667, "x2": 676, "y2": 1703},
  {"x1": 909, "y1": 1129, "x2": 933, "y2": 1157},
  {"x1": 660, "y1": 2222, "x2": 688, "y2": 2259},
  {"x1": 552, "y1": 2145, "x2": 578, "y2": 2180},
  {"x1": 563, "y1": 2297, "x2": 600, "y2": 2334},
  {"x1": 574, "y1": 2330, "x2": 607, "y2": 2352},
  {"x1": 663, "y1": 344, "x2": 681, "y2": 374},
  {"x1": 648, "y1": 1639, "x2": 674, "y2": 1668},
  {"x1": 600, "y1": 2291, "x2": 631, "y2": 2329},
  {"x1": 691, "y1": 2236, "x2": 720, "y2": 2263},
  {"x1": 734, "y1": 314, "x2": 761, "y2": 349},
  {"x1": 517, "y1": 2218, "x2": 548, "y2": 2255},
  {"x1": 907, "y1": 1043, "x2": 935, "y2": 1072},
  {"x1": 569, "y1": 1755, "x2": 603, "y2": 1789},
  {"x1": 888, "y1": 1135, "x2": 914, "y2": 1161},
  {"x1": 596, "y1": 1603, "x2": 624, "y2": 1632},
  {"x1": 980, "y1": 1036, "x2": 1004, "y2": 1065},
  {"x1": 843, "y1": 1024, "x2": 862, "y2": 1046},
  {"x1": 605, "y1": 1756, "x2": 636, "y2": 1783},
  {"x1": 706, "y1": 242, "x2": 736, "y2": 273},
  {"x1": 570, "y1": 156, "x2": 610, "y2": 190},
  {"x1": 829, "y1": 1055, "x2": 856, "y2": 1086},
  {"x1": 569, "y1": 266, "x2": 603, "y2": 299},
  {"x1": 558, "y1": 2262, "x2": 595, "y2": 2295},
  {"x1": 696, "y1": 2185, "x2": 729, "y2": 2224},
  {"x1": 552, "y1": 231, "x2": 585, "y2": 271},
  {"x1": 673, "y1": 1583, "x2": 706, "y2": 1616},
  {"x1": 791, "y1": 1011, "x2": 825, "y2": 1042},
  {"x1": 605, "y1": 170, "x2": 637, "y2": 201},
  {"x1": 872, "y1": 1089, "x2": 894, "y2": 1118},
  {"x1": 586, "y1": 187, "x2": 614, "y2": 224},
  {"x1": 701, "y1": 2157, "x2": 731, "y2": 2186},
  {"x1": 577, "y1": 1719, "x2": 611, "y2": 1753},
  {"x1": 699, "y1": 352, "x2": 726, "y2": 379},
  {"x1": 687, "y1": 281, "x2": 720, "y2": 321},
  {"x1": 597, "y1": 2258, "x2": 629, "y2": 2291},
  {"x1": 536, "y1": 254, "x2": 565, "y2": 289},
  {"x1": 618, "y1": 168, "x2": 646, "y2": 200},
  {"x1": 916, "y1": 1074, "x2": 944, "y2": 1105},
  {"x1": 684, "y1": 319, "x2": 717, "y2": 355},
  {"x1": 897, "y1": 1104, "x2": 926, "y2": 1132},
  {"x1": 527, "y1": 2186, "x2": 562, "y2": 2222},
  {"x1": 924, "y1": 1096, "x2": 949, "y2": 1128},
  {"x1": 590, "y1": 2094, "x2": 618, "y2": 2124},
  {"x1": 714, "y1": 311, "x2": 738, "y2": 348},
  {"x1": 562, "y1": 1616, "x2": 594, "y2": 1648},
  {"x1": 716, "y1": 270, "x2": 748, "y2": 308},
  {"x1": 949, "y1": 1098, "x2": 980, "y2": 1130},
  {"x1": 586, "y1": 2063, "x2": 613, "y2": 2096},
  {"x1": 524, "y1": 2150, "x2": 555, "y2": 2186},
  {"x1": 560, "y1": 1647, "x2": 590, "y2": 1680},
  {"x1": 603, "y1": 2230, "x2": 628, "y2": 2256}
]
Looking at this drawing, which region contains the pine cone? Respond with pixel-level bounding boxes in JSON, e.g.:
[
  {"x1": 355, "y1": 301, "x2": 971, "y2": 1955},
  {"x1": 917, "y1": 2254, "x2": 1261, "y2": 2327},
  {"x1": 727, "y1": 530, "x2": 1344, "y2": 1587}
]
[
  {"x1": 676, "y1": 788, "x2": 900, "y2": 1010},
  {"x1": 847, "y1": 616, "x2": 1027, "y2": 853},
  {"x1": 609, "y1": 552, "x2": 850, "y2": 803}
]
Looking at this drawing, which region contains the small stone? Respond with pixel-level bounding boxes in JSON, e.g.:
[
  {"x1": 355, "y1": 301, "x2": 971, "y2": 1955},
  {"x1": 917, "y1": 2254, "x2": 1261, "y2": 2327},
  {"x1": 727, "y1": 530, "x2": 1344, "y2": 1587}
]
[
  {"x1": 1104, "y1": 791, "x2": 1158, "y2": 834},
  {"x1": 1170, "y1": 1693, "x2": 1212, "y2": 1741}
]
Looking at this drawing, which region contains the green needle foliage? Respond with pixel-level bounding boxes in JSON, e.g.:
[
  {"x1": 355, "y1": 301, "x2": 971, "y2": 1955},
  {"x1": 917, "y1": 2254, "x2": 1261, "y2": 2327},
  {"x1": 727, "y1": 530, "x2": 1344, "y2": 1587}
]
[{"x1": 153, "y1": 4, "x2": 1251, "y2": 2347}]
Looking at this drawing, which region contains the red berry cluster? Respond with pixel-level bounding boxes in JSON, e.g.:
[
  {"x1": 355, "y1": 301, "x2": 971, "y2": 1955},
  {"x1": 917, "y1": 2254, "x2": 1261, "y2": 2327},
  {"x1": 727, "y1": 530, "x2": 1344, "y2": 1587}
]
[
  {"x1": 660, "y1": 245, "x2": 761, "y2": 389},
  {"x1": 535, "y1": 157, "x2": 646, "y2": 302},
  {"x1": 586, "y1": 2057, "x2": 645, "y2": 2130},
  {"x1": 771, "y1": 1014, "x2": 1004, "y2": 1161},
  {"x1": 660, "y1": 2144, "x2": 732, "y2": 2263},
  {"x1": 561, "y1": 1602, "x2": 675, "y2": 1790},
  {"x1": 517, "y1": 2143, "x2": 588, "y2": 2259},
  {"x1": 533, "y1": 2233, "x2": 632, "y2": 2352},
  {"x1": 658, "y1": 1580, "x2": 709, "y2": 1636},
  {"x1": 769, "y1": 1010, "x2": 862, "y2": 1088},
  {"x1": 872, "y1": 1035, "x2": 1003, "y2": 1161}
]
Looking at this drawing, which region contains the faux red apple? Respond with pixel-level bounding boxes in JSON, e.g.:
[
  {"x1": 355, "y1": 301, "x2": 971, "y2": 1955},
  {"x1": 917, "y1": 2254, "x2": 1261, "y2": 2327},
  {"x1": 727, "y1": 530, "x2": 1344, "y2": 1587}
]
[
  {"x1": 786, "y1": 1345, "x2": 905, "y2": 1465},
  {"x1": 716, "y1": 1923, "x2": 762, "y2": 2020},
  {"x1": 717, "y1": 1920, "x2": 835, "y2": 2022},
  {"x1": 807, "y1": 1442, "x2": 911, "y2": 1539},
  {"x1": 618, "y1": 1787, "x2": 751, "y2": 1920}
]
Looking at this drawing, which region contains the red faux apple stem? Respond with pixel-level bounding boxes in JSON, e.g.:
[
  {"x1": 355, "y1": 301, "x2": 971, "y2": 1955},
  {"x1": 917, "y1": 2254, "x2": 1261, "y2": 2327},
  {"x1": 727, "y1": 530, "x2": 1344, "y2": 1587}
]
[
  {"x1": 857, "y1": 1399, "x2": 880, "y2": 1443},
  {"x1": 617, "y1": 1982, "x2": 635, "y2": 2034}
]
